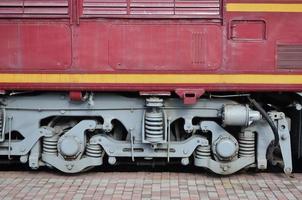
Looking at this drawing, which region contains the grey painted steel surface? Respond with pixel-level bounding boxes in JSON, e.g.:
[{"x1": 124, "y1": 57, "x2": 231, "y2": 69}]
[{"x1": 0, "y1": 93, "x2": 293, "y2": 174}]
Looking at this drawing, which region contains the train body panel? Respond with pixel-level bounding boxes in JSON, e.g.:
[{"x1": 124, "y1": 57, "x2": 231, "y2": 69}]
[{"x1": 0, "y1": 0, "x2": 301, "y2": 91}]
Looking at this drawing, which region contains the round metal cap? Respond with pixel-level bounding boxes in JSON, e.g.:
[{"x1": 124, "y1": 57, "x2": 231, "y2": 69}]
[
  {"x1": 59, "y1": 136, "x2": 80, "y2": 157},
  {"x1": 215, "y1": 138, "x2": 237, "y2": 160}
]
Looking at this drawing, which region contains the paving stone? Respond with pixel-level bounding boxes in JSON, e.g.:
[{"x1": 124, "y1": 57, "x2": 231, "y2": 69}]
[{"x1": 0, "y1": 171, "x2": 301, "y2": 199}]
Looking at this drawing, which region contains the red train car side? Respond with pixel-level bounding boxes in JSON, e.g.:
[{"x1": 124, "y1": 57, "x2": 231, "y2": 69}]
[{"x1": 0, "y1": 0, "x2": 301, "y2": 174}]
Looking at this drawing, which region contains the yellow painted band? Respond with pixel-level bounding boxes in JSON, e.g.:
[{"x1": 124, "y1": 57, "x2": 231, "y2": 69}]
[
  {"x1": 226, "y1": 3, "x2": 302, "y2": 12},
  {"x1": 0, "y1": 74, "x2": 302, "y2": 84}
]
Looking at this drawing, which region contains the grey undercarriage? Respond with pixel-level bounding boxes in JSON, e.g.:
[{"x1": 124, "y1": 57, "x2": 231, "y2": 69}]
[{"x1": 0, "y1": 93, "x2": 294, "y2": 175}]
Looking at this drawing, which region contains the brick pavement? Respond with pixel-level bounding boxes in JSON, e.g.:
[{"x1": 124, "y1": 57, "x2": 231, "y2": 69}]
[{"x1": 0, "y1": 170, "x2": 301, "y2": 200}]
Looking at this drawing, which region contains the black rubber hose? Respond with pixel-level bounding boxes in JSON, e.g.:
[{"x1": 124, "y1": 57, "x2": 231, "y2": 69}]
[{"x1": 248, "y1": 97, "x2": 279, "y2": 147}]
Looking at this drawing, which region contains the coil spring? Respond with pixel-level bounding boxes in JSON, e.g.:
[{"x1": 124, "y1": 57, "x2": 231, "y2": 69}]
[
  {"x1": 239, "y1": 131, "x2": 255, "y2": 157},
  {"x1": 86, "y1": 144, "x2": 103, "y2": 158},
  {"x1": 146, "y1": 97, "x2": 164, "y2": 107},
  {"x1": 195, "y1": 145, "x2": 211, "y2": 159},
  {"x1": 145, "y1": 111, "x2": 164, "y2": 143},
  {"x1": 43, "y1": 135, "x2": 59, "y2": 155}
]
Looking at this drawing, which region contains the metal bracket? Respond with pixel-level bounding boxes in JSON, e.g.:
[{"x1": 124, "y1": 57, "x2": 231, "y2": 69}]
[
  {"x1": 0, "y1": 126, "x2": 54, "y2": 156},
  {"x1": 29, "y1": 141, "x2": 41, "y2": 169},
  {"x1": 194, "y1": 157, "x2": 254, "y2": 175},
  {"x1": 199, "y1": 121, "x2": 238, "y2": 147},
  {"x1": 275, "y1": 113, "x2": 293, "y2": 174},
  {"x1": 167, "y1": 118, "x2": 171, "y2": 162},
  {"x1": 42, "y1": 154, "x2": 102, "y2": 173},
  {"x1": 0, "y1": 108, "x2": 6, "y2": 142},
  {"x1": 139, "y1": 91, "x2": 171, "y2": 96},
  {"x1": 8, "y1": 116, "x2": 12, "y2": 160},
  {"x1": 175, "y1": 89, "x2": 205, "y2": 105},
  {"x1": 130, "y1": 129, "x2": 135, "y2": 162},
  {"x1": 245, "y1": 111, "x2": 293, "y2": 174},
  {"x1": 69, "y1": 91, "x2": 87, "y2": 102},
  {"x1": 90, "y1": 135, "x2": 208, "y2": 158}
]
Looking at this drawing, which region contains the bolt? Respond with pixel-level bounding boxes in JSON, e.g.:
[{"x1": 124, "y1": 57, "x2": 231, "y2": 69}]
[
  {"x1": 66, "y1": 164, "x2": 73, "y2": 170},
  {"x1": 181, "y1": 158, "x2": 189, "y2": 166},
  {"x1": 284, "y1": 167, "x2": 292, "y2": 174},
  {"x1": 201, "y1": 141, "x2": 208, "y2": 146},
  {"x1": 280, "y1": 125, "x2": 286, "y2": 130},
  {"x1": 109, "y1": 149, "x2": 115, "y2": 154},
  {"x1": 108, "y1": 157, "x2": 117, "y2": 165},
  {"x1": 222, "y1": 166, "x2": 229, "y2": 171},
  {"x1": 20, "y1": 155, "x2": 28, "y2": 163},
  {"x1": 98, "y1": 138, "x2": 102, "y2": 142},
  {"x1": 281, "y1": 134, "x2": 287, "y2": 140},
  {"x1": 295, "y1": 103, "x2": 302, "y2": 111}
]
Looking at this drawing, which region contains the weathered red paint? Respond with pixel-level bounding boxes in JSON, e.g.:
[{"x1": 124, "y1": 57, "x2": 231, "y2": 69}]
[{"x1": 0, "y1": 0, "x2": 301, "y2": 92}]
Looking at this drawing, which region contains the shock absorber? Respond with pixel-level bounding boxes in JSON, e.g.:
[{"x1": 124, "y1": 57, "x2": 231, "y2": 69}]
[
  {"x1": 238, "y1": 131, "x2": 255, "y2": 158},
  {"x1": 144, "y1": 97, "x2": 166, "y2": 144},
  {"x1": 43, "y1": 135, "x2": 59, "y2": 155}
]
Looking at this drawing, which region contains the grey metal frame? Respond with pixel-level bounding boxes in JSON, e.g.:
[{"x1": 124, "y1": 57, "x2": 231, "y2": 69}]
[{"x1": 0, "y1": 93, "x2": 293, "y2": 175}]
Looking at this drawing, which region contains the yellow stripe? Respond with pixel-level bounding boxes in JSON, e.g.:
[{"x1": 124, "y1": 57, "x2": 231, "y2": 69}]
[
  {"x1": 0, "y1": 73, "x2": 302, "y2": 84},
  {"x1": 226, "y1": 3, "x2": 302, "y2": 12}
]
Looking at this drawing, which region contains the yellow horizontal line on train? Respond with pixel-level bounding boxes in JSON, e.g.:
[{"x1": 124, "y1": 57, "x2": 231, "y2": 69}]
[
  {"x1": 0, "y1": 74, "x2": 302, "y2": 84},
  {"x1": 226, "y1": 3, "x2": 302, "y2": 12}
]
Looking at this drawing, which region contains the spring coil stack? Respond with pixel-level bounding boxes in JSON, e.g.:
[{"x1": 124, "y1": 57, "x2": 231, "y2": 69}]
[
  {"x1": 238, "y1": 131, "x2": 255, "y2": 157},
  {"x1": 144, "y1": 97, "x2": 165, "y2": 143},
  {"x1": 195, "y1": 145, "x2": 211, "y2": 159},
  {"x1": 43, "y1": 135, "x2": 60, "y2": 155},
  {"x1": 86, "y1": 144, "x2": 103, "y2": 158},
  {"x1": 145, "y1": 111, "x2": 164, "y2": 143}
]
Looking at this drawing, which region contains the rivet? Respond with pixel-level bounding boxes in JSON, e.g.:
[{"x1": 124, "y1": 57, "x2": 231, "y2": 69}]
[{"x1": 183, "y1": 149, "x2": 188, "y2": 155}]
